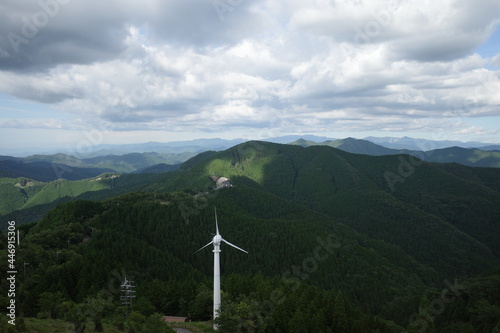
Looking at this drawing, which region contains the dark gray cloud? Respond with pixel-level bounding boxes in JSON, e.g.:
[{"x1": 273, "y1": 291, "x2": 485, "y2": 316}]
[
  {"x1": 0, "y1": 0, "x2": 132, "y2": 71},
  {"x1": 137, "y1": 0, "x2": 265, "y2": 46},
  {"x1": 0, "y1": 0, "x2": 499, "y2": 144},
  {"x1": 0, "y1": 0, "x2": 266, "y2": 72}
]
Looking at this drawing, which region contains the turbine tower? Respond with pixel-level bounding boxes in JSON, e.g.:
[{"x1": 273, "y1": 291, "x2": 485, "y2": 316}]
[{"x1": 195, "y1": 208, "x2": 248, "y2": 330}]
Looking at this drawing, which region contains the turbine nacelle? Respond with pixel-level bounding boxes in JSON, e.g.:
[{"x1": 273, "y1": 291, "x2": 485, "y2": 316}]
[
  {"x1": 213, "y1": 234, "x2": 222, "y2": 246},
  {"x1": 194, "y1": 208, "x2": 248, "y2": 254}
]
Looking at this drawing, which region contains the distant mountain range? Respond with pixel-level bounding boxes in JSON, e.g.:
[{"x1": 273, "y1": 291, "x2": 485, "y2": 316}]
[
  {"x1": 74, "y1": 138, "x2": 247, "y2": 157},
  {"x1": 1, "y1": 140, "x2": 499, "y2": 331},
  {"x1": 3, "y1": 141, "x2": 500, "y2": 271},
  {"x1": 364, "y1": 136, "x2": 500, "y2": 151},
  {"x1": 5, "y1": 135, "x2": 498, "y2": 158},
  {"x1": 290, "y1": 137, "x2": 500, "y2": 168},
  {"x1": 0, "y1": 152, "x2": 186, "y2": 182},
  {"x1": 1, "y1": 136, "x2": 499, "y2": 183},
  {"x1": 74, "y1": 135, "x2": 500, "y2": 155}
]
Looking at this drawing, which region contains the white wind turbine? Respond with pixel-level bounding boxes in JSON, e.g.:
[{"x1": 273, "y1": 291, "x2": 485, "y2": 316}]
[{"x1": 195, "y1": 208, "x2": 248, "y2": 330}]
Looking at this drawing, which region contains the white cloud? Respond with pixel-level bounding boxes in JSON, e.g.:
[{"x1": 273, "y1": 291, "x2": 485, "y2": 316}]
[
  {"x1": 0, "y1": 0, "x2": 499, "y2": 145},
  {"x1": 455, "y1": 126, "x2": 499, "y2": 135},
  {"x1": 0, "y1": 118, "x2": 69, "y2": 129}
]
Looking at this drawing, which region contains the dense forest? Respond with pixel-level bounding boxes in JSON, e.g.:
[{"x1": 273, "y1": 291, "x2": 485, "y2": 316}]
[{"x1": 1, "y1": 141, "x2": 500, "y2": 332}]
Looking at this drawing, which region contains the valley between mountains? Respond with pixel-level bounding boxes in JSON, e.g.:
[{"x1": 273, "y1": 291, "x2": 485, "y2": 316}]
[{"x1": 1, "y1": 140, "x2": 499, "y2": 332}]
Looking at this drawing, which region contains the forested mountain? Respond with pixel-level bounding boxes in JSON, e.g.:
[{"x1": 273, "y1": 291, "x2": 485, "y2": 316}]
[
  {"x1": 364, "y1": 136, "x2": 498, "y2": 151},
  {"x1": 290, "y1": 137, "x2": 408, "y2": 155},
  {"x1": 132, "y1": 163, "x2": 181, "y2": 174},
  {"x1": 290, "y1": 137, "x2": 500, "y2": 168},
  {"x1": 68, "y1": 138, "x2": 246, "y2": 157},
  {"x1": 0, "y1": 173, "x2": 162, "y2": 226},
  {"x1": 2, "y1": 137, "x2": 498, "y2": 186},
  {"x1": 0, "y1": 152, "x2": 188, "y2": 181},
  {"x1": 1, "y1": 141, "x2": 500, "y2": 332},
  {"x1": 3, "y1": 190, "x2": 498, "y2": 332},
  {"x1": 422, "y1": 146, "x2": 500, "y2": 167},
  {"x1": 146, "y1": 142, "x2": 500, "y2": 271},
  {"x1": 0, "y1": 159, "x2": 114, "y2": 182},
  {"x1": 78, "y1": 153, "x2": 187, "y2": 173}
]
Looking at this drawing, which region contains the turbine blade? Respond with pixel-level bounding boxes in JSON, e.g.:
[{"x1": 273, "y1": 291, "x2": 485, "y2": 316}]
[
  {"x1": 222, "y1": 238, "x2": 248, "y2": 254},
  {"x1": 215, "y1": 207, "x2": 220, "y2": 235},
  {"x1": 215, "y1": 207, "x2": 220, "y2": 236},
  {"x1": 194, "y1": 240, "x2": 213, "y2": 254}
]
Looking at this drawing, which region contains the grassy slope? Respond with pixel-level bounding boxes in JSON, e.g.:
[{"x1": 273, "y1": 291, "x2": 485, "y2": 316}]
[
  {"x1": 0, "y1": 172, "x2": 165, "y2": 229},
  {"x1": 3, "y1": 317, "x2": 179, "y2": 333},
  {"x1": 0, "y1": 178, "x2": 45, "y2": 215},
  {"x1": 0, "y1": 160, "x2": 114, "y2": 182},
  {"x1": 24, "y1": 318, "x2": 123, "y2": 333},
  {"x1": 0, "y1": 175, "x2": 115, "y2": 218}
]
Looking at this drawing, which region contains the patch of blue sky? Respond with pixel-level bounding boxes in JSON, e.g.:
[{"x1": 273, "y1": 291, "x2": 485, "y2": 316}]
[
  {"x1": 475, "y1": 24, "x2": 500, "y2": 69},
  {"x1": 0, "y1": 93, "x2": 68, "y2": 120}
]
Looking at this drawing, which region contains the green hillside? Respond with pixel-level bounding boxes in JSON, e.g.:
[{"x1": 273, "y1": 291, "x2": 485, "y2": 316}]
[
  {"x1": 2, "y1": 189, "x2": 499, "y2": 332},
  {"x1": 290, "y1": 137, "x2": 407, "y2": 156},
  {"x1": 0, "y1": 172, "x2": 164, "y2": 228},
  {"x1": 142, "y1": 141, "x2": 500, "y2": 278},
  {"x1": 291, "y1": 137, "x2": 500, "y2": 168},
  {"x1": 423, "y1": 146, "x2": 500, "y2": 168},
  {"x1": 0, "y1": 152, "x2": 189, "y2": 182},
  {"x1": 0, "y1": 160, "x2": 114, "y2": 182},
  {"x1": 80, "y1": 152, "x2": 189, "y2": 173},
  {"x1": 0, "y1": 178, "x2": 46, "y2": 216},
  {"x1": 0, "y1": 175, "x2": 117, "y2": 218},
  {"x1": 1, "y1": 141, "x2": 500, "y2": 332},
  {"x1": 0, "y1": 192, "x2": 433, "y2": 330}
]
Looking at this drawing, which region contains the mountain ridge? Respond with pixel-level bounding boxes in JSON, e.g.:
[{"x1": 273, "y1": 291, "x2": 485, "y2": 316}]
[
  {"x1": 2, "y1": 137, "x2": 499, "y2": 184},
  {"x1": 140, "y1": 141, "x2": 500, "y2": 274},
  {"x1": 4, "y1": 135, "x2": 498, "y2": 157},
  {"x1": 0, "y1": 152, "x2": 188, "y2": 182},
  {"x1": 290, "y1": 137, "x2": 500, "y2": 168},
  {"x1": 1, "y1": 140, "x2": 500, "y2": 331},
  {"x1": 364, "y1": 135, "x2": 500, "y2": 151}
]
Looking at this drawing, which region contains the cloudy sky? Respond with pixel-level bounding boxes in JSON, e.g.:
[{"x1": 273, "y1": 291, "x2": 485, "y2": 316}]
[{"x1": 1, "y1": 0, "x2": 499, "y2": 155}]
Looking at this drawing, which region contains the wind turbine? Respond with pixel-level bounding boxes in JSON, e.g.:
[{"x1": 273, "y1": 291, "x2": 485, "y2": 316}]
[{"x1": 195, "y1": 208, "x2": 248, "y2": 330}]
